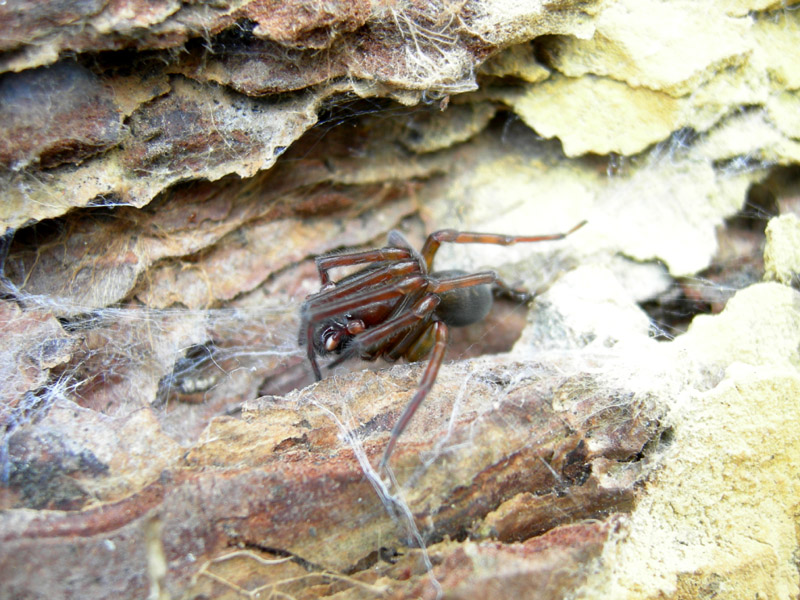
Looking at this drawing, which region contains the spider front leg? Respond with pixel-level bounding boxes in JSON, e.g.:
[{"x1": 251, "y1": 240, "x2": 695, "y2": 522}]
[
  {"x1": 302, "y1": 260, "x2": 420, "y2": 317},
  {"x1": 380, "y1": 320, "x2": 448, "y2": 470},
  {"x1": 315, "y1": 247, "x2": 414, "y2": 285},
  {"x1": 420, "y1": 220, "x2": 587, "y2": 270}
]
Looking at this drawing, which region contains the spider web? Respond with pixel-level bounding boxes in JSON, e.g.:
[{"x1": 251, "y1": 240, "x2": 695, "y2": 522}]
[
  {"x1": 1, "y1": 68, "x2": 794, "y2": 600},
  {"x1": 0, "y1": 210, "x2": 607, "y2": 599}
]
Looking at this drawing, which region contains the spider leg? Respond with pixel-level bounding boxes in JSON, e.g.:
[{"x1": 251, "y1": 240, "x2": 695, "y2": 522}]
[
  {"x1": 316, "y1": 247, "x2": 414, "y2": 285},
  {"x1": 380, "y1": 320, "x2": 449, "y2": 470},
  {"x1": 420, "y1": 220, "x2": 587, "y2": 270},
  {"x1": 302, "y1": 275, "x2": 427, "y2": 330},
  {"x1": 429, "y1": 270, "x2": 497, "y2": 293},
  {"x1": 306, "y1": 331, "x2": 323, "y2": 381},
  {"x1": 302, "y1": 260, "x2": 419, "y2": 316},
  {"x1": 492, "y1": 276, "x2": 533, "y2": 303},
  {"x1": 326, "y1": 294, "x2": 440, "y2": 369}
]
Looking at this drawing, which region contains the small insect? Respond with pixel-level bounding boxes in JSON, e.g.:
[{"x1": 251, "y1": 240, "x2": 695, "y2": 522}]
[{"x1": 299, "y1": 221, "x2": 586, "y2": 468}]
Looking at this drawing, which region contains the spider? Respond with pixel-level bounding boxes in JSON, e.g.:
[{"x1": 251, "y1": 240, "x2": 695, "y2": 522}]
[{"x1": 298, "y1": 221, "x2": 586, "y2": 469}]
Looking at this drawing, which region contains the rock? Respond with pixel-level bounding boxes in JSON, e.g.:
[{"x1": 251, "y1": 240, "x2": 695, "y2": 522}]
[
  {"x1": 764, "y1": 214, "x2": 800, "y2": 285},
  {"x1": 590, "y1": 283, "x2": 800, "y2": 598},
  {"x1": 2, "y1": 0, "x2": 800, "y2": 598}
]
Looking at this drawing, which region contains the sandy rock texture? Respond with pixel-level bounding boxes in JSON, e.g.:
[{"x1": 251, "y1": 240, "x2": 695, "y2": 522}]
[{"x1": 1, "y1": 0, "x2": 800, "y2": 598}]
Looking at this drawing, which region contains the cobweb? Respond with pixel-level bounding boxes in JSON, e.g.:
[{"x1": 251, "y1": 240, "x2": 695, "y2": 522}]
[
  {"x1": 0, "y1": 282, "x2": 304, "y2": 438},
  {"x1": 0, "y1": 99, "x2": 789, "y2": 599},
  {"x1": 0, "y1": 210, "x2": 612, "y2": 598}
]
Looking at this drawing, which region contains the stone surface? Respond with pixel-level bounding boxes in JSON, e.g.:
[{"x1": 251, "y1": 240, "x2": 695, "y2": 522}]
[
  {"x1": 546, "y1": 0, "x2": 751, "y2": 97},
  {"x1": 764, "y1": 214, "x2": 800, "y2": 285},
  {"x1": 0, "y1": 361, "x2": 662, "y2": 598},
  {"x1": 0, "y1": 0, "x2": 603, "y2": 233},
  {"x1": 0, "y1": 62, "x2": 123, "y2": 169},
  {"x1": 582, "y1": 283, "x2": 800, "y2": 599},
  {"x1": 498, "y1": 74, "x2": 683, "y2": 156},
  {"x1": 417, "y1": 122, "x2": 748, "y2": 276},
  {"x1": 519, "y1": 264, "x2": 653, "y2": 351},
  {"x1": 1, "y1": 0, "x2": 800, "y2": 598}
]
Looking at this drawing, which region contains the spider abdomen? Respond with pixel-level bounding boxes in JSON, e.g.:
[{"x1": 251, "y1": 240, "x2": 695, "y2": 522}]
[{"x1": 432, "y1": 269, "x2": 493, "y2": 327}]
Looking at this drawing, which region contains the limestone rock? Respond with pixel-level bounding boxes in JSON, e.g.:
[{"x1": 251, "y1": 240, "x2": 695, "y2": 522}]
[
  {"x1": 2, "y1": 0, "x2": 800, "y2": 598},
  {"x1": 764, "y1": 214, "x2": 800, "y2": 285}
]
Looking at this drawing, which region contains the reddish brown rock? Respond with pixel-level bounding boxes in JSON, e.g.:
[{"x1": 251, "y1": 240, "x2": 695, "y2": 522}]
[
  {"x1": 0, "y1": 62, "x2": 122, "y2": 169},
  {"x1": 0, "y1": 362, "x2": 660, "y2": 599}
]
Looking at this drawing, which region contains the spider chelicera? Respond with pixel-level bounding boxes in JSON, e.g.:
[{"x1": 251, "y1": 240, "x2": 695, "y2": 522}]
[{"x1": 298, "y1": 221, "x2": 586, "y2": 468}]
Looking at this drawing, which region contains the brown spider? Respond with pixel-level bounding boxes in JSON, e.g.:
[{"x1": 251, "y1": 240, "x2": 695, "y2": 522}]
[{"x1": 299, "y1": 221, "x2": 586, "y2": 468}]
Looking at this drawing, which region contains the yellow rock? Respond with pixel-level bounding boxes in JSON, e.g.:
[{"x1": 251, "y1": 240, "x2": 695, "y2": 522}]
[{"x1": 764, "y1": 214, "x2": 800, "y2": 285}]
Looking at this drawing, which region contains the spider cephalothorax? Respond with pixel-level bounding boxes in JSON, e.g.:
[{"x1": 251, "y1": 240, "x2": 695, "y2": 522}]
[{"x1": 298, "y1": 222, "x2": 586, "y2": 468}]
